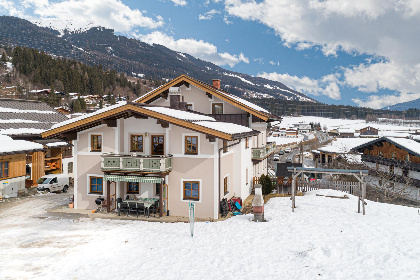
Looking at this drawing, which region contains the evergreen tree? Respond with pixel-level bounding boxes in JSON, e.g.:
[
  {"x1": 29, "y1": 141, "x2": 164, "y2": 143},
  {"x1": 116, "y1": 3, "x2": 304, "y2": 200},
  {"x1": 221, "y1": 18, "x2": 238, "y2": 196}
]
[{"x1": 1, "y1": 51, "x2": 6, "y2": 64}]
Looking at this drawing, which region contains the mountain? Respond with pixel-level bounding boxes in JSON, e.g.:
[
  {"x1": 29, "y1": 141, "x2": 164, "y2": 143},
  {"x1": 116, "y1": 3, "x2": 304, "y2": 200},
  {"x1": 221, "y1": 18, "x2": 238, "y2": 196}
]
[
  {"x1": 382, "y1": 98, "x2": 420, "y2": 111},
  {"x1": 0, "y1": 16, "x2": 315, "y2": 103}
]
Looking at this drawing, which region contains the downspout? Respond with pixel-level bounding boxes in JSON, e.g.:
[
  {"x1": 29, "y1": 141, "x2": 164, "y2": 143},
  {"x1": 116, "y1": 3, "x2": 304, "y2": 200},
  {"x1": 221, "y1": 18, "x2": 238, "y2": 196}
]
[{"x1": 218, "y1": 139, "x2": 241, "y2": 215}]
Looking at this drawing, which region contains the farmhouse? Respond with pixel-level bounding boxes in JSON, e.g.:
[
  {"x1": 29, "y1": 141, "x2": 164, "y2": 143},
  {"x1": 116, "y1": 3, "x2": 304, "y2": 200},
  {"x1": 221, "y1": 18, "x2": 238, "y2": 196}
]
[
  {"x1": 42, "y1": 75, "x2": 280, "y2": 219},
  {"x1": 352, "y1": 137, "x2": 420, "y2": 203}
]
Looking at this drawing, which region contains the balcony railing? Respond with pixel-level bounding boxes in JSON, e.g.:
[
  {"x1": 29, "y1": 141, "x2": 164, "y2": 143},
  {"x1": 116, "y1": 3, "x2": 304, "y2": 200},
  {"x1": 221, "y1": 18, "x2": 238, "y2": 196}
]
[
  {"x1": 207, "y1": 114, "x2": 249, "y2": 127},
  {"x1": 252, "y1": 142, "x2": 276, "y2": 160},
  {"x1": 361, "y1": 154, "x2": 420, "y2": 172},
  {"x1": 101, "y1": 154, "x2": 173, "y2": 173}
]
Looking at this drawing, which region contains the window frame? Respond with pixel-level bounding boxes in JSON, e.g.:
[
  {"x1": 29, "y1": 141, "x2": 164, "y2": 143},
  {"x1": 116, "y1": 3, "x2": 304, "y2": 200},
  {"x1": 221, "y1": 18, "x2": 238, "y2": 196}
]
[
  {"x1": 211, "y1": 103, "x2": 224, "y2": 114},
  {"x1": 89, "y1": 176, "x2": 103, "y2": 194},
  {"x1": 224, "y1": 175, "x2": 229, "y2": 196},
  {"x1": 90, "y1": 134, "x2": 102, "y2": 152},
  {"x1": 185, "y1": 135, "x2": 198, "y2": 155},
  {"x1": 127, "y1": 182, "x2": 139, "y2": 194},
  {"x1": 130, "y1": 134, "x2": 144, "y2": 152},
  {"x1": 0, "y1": 161, "x2": 9, "y2": 179},
  {"x1": 183, "y1": 181, "x2": 200, "y2": 201},
  {"x1": 151, "y1": 135, "x2": 165, "y2": 156}
]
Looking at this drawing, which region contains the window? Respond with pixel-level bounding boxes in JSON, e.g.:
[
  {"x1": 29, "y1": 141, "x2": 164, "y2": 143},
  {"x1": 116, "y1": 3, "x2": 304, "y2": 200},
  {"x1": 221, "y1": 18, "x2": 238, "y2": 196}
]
[
  {"x1": 90, "y1": 176, "x2": 103, "y2": 194},
  {"x1": 223, "y1": 140, "x2": 228, "y2": 153},
  {"x1": 91, "y1": 135, "x2": 102, "y2": 152},
  {"x1": 151, "y1": 135, "x2": 164, "y2": 155},
  {"x1": 405, "y1": 154, "x2": 410, "y2": 161},
  {"x1": 378, "y1": 151, "x2": 383, "y2": 157},
  {"x1": 245, "y1": 137, "x2": 249, "y2": 149},
  {"x1": 212, "y1": 103, "x2": 223, "y2": 114},
  {"x1": 183, "y1": 181, "x2": 199, "y2": 200},
  {"x1": 127, "y1": 182, "x2": 139, "y2": 194},
  {"x1": 185, "y1": 136, "x2": 198, "y2": 154},
  {"x1": 391, "y1": 152, "x2": 396, "y2": 159},
  {"x1": 155, "y1": 182, "x2": 161, "y2": 196},
  {"x1": 224, "y1": 176, "x2": 229, "y2": 195},
  {"x1": 130, "y1": 135, "x2": 143, "y2": 152},
  {"x1": 68, "y1": 162, "x2": 73, "y2": 174},
  {"x1": 0, "y1": 161, "x2": 9, "y2": 179},
  {"x1": 186, "y1": 104, "x2": 193, "y2": 111},
  {"x1": 62, "y1": 147, "x2": 72, "y2": 158}
]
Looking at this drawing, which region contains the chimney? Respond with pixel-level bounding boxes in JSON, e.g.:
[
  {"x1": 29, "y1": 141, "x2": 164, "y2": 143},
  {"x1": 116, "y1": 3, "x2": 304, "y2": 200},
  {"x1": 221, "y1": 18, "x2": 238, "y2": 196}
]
[{"x1": 212, "y1": 79, "x2": 221, "y2": 90}]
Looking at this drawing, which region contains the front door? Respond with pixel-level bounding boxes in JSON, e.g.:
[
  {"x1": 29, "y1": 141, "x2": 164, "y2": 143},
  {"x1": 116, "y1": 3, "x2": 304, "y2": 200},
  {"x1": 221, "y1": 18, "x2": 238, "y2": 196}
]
[
  {"x1": 160, "y1": 183, "x2": 168, "y2": 216},
  {"x1": 151, "y1": 135, "x2": 165, "y2": 155}
]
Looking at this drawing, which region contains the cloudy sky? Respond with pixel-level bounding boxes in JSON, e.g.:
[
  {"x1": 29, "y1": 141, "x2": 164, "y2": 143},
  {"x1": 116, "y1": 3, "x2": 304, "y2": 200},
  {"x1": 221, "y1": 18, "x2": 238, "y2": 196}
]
[{"x1": 1, "y1": 0, "x2": 419, "y2": 109}]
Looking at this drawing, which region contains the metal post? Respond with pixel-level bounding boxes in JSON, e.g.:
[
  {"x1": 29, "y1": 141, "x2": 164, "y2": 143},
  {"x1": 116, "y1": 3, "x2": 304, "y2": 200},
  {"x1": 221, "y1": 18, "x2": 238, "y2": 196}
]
[
  {"x1": 291, "y1": 177, "x2": 295, "y2": 212},
  {"x1": 362, "y1": 180, "x2": 366, "y2": 215}
]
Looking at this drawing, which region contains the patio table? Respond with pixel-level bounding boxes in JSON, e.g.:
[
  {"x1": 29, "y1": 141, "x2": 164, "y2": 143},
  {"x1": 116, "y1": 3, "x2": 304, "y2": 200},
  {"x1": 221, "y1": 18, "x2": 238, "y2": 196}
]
[{"x1": 123, "y1": 198, "x2": 159, "y2": 218}]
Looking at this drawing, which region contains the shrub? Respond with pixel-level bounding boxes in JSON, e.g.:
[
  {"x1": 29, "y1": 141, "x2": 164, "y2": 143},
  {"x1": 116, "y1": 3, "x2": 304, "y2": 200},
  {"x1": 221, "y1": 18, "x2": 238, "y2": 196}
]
[{"x1": 260, "y1": 174, "x2": 274, "y2": 195}]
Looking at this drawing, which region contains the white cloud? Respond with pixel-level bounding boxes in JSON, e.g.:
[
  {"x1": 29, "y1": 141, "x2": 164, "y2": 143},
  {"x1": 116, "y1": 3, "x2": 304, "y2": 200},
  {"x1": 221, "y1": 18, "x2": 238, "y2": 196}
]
[
  {"x1": 258, "y1": 72, "x2": 341, "y2": 100},
  {"x1": 199, "y1": 9, "x2": 220, "y2": 20},
  {"x1": 136, "y1": 31, "x2": 249, "y2": 67},
  {"x1": 352, "y1": 92, "x2": 420, "y2": 109},
  {"x1": 171, "y1": 0, "x2": 187, "y2": 6},
  {"x1": 7, "y1": 0, "x2": 164, "y2": 32},
  {"x1": 225, "y1": 0, "x2": 420, "y2": 106}
]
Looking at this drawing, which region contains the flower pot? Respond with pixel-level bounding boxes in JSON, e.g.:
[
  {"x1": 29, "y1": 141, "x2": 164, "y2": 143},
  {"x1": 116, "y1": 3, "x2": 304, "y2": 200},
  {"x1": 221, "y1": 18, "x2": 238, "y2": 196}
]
[{"x1": 68, "y1": 203, "x2": 74, "y2": 209}]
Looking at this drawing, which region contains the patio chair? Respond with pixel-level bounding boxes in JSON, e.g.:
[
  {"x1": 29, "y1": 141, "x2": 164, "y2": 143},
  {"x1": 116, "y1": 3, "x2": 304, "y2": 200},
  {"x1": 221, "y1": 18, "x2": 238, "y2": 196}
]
[
  {"x1": 136, "y1": 203, "x2": 146, "y2": 217},
  {"x1": 117, "y1": 199, "x2": 129, "y2": 216},
  {"x1": 128, "y1": 201, "x2": 139, "y2": 217},
  {"x1": 148, "y1": 200, "x2": 159, "y2": 216}
]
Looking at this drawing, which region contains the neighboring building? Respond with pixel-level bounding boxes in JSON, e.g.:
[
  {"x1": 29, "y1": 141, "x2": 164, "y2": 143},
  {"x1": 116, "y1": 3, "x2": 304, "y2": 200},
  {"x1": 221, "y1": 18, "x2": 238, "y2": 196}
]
[
  {"x1": 359, "y1": 126, "x2": 379, "y2": 137},
  {"x1": 337, "y1": 128, "x2": 355, "y2": 138},
  {"x1": 0, "y1": 99, "x2": 71, "y2": 187},
  {"x1": 293, "y1": 123, "x2": 311, "y2": 133},
  {"x1": 41, "y1": 75, "x2": 280, "y2": 219},
  {"x1": 0, "y1": 135, "x2": 44, "y2": 198},
  {"x1": 317, "y1": 138, "x2": 371, "y2": 167},
  {"x1": 352, "y1": 137, "x2": 420, "y2": 203},
  {"x1": 286, "y1": 129, "x2": 298, "y2": 137}
]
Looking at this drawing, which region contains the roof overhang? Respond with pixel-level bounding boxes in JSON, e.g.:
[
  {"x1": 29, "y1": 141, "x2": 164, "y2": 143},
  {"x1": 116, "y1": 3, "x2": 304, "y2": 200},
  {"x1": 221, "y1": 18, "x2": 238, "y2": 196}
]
[
  {"x1": 135, "y1": 75, "x2": 278, "y2": 122},
  {"x1": 41, "y1": 103, "x2": 258, "y2": 141}
]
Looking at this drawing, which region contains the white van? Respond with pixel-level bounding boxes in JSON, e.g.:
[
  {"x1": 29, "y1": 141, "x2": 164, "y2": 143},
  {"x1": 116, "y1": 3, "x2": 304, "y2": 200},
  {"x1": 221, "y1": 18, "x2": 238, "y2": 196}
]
[{"x1": 37, "y1": 174, "x2": 70, "y2": 193}]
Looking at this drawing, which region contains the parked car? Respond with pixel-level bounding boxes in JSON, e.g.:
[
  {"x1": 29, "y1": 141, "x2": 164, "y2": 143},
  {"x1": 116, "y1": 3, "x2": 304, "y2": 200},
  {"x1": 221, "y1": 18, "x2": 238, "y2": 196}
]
[
  {"x1": 37, "y1": 174, "x2": 70, "y2": 193},
  {"x1": 279, "y1": 150, "x2": 285, "y2": 155},
  {"x1": 274, "y1": 154, "x2": 280, "y2": 161},
  {"x1": 286, "y1": 157, "x2": 293, "y2": 163},
  {"x1": 285, "y1": 148, "x2": 292, "y2": 153}
]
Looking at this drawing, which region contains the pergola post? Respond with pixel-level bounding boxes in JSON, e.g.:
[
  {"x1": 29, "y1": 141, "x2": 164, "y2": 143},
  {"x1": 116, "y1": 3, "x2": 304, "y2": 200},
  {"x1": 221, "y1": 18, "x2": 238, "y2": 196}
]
[
  {"x1": 106, "y1": 180, "x2": 111, "y2": 213},
  {"x1": 362, "y1": 179, "x2": 366, "y2": 215}
]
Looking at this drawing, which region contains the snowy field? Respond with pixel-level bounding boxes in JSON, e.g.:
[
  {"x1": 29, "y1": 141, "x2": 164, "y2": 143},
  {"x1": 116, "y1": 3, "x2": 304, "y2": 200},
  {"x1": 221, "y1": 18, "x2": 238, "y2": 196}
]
[
  {"x1": 1, "y1": 190, "x2": 420, "y2": 280},
  {"x1": 277, "y1": 116, "x2": 417, "y2": 133}
]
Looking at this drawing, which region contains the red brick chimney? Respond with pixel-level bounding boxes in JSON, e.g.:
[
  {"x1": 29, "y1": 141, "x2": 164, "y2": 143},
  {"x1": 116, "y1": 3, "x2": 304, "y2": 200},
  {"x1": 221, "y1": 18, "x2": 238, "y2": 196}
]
[{"x1": 212, "y1": 79, "x2": 221, "y2": 90}]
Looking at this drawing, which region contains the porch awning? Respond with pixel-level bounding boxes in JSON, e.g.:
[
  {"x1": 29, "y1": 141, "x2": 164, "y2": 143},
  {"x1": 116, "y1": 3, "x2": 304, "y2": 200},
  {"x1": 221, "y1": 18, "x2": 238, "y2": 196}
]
[{"x1": 104, "y1": 175, "x2": 163, "y2": 183}]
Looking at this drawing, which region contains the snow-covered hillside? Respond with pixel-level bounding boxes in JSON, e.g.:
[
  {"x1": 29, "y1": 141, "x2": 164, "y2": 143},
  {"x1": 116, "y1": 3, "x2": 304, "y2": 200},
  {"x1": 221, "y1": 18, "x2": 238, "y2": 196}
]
[{"x1": 0, "y1": 190, "x2": 419, "y2": 279}]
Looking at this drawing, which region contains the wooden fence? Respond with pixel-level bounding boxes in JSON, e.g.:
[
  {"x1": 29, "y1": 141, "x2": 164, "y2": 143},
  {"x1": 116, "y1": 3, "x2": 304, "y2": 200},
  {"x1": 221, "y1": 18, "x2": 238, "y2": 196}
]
[{"x1": 297, "y1": 180, "x2": 360, "y2": 195}]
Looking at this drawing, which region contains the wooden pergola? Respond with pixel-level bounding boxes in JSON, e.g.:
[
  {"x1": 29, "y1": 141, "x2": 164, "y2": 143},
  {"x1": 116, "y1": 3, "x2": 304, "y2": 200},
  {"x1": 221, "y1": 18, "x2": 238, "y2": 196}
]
[{"x1": 287, "y1": 167, "x2": 369, "y2": 215}]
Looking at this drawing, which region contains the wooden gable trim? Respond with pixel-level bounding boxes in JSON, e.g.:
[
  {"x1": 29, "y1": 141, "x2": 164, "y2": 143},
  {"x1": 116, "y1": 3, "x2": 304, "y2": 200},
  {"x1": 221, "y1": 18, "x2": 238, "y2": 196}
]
[
  {"x1": 135, "y1": 75, "x2": 270, "y2": 121},
  {"x1": 41, "y1": 104, "x2": 236, "y2": 141}
]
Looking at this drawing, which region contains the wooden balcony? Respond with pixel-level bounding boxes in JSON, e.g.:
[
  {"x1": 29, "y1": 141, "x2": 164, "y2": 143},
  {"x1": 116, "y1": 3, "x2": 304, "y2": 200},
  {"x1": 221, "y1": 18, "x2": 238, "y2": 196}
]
[
  {"x1": 101, "y1": 154, "x2": 173, "y2": 174},
  {"x1": 252, "y1": 142, "x2": 276, "y2": 161},
  {"x1": 207, "y1": 114, "x2": 249, "y2": 127},
  {"x1": 361, "y1": 154, "x2": 420, "y2": 172}
]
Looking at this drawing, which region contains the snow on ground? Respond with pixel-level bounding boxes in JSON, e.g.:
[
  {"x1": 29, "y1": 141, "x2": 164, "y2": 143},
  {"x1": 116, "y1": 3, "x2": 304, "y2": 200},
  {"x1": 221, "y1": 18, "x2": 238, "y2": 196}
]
[
  {"x1": 277, "y1": 116, "x2": 417, "y2": 132},
  {"x1": 268, "y1": 135, "x2": 304, "y2": 146},
  {"x1": 1, "y1": 189, "x2": 419, "y2": 279}
]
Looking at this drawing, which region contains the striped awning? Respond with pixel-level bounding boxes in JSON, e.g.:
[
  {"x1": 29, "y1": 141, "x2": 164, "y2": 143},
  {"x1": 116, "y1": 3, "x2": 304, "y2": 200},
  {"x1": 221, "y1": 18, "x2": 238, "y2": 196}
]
[{"x1": 104, "y1": 175, "x2": 163, "y2": 183}]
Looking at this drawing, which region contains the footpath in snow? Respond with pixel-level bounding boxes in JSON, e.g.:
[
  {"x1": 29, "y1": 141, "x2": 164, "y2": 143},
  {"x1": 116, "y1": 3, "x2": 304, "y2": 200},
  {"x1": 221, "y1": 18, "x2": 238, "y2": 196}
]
[{"x1": 0, "y1": 189, "x2": 419, "y2": 279}]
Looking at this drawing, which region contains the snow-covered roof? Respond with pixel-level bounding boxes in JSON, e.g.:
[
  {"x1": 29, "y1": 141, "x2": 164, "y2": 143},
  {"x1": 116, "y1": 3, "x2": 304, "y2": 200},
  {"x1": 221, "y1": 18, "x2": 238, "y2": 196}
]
[
  {"x1": 0, "y1": 128, "x2": 46, "y2": 135},
  {"x1": 338, "y1": 128, "x2": 355, "y2": 133},
  {"x1": 51, "y1": 102, "x2": 126, "y2": 130},
  {"x1": 144, "y1": 107, "x2": 216, "y2": 122},
  {"x1": 46, "y1": 141, "x2": 69, "y2": 148},
  {"x1": 192, "y1": 121, "x2": 253, "y2": 135},
  {"x1": 386, "y1": 137, "x2": 420, "y2": 157},
  {"x1": 318, "y1": 138, "x2": 372, "y2": 154},
  {"x1": 0, "y1": 135, "x2": 44, "y2": 155}
]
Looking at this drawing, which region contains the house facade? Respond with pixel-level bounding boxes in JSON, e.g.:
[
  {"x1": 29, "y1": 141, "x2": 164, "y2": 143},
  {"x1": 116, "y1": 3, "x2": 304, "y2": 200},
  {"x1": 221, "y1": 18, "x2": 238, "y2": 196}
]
[
  {"x1": 41, "y1": 75, "x2": 279, "y2": 219},
  {"x1": 352, "y1": 137, "x2": 420, "y2": 203}
]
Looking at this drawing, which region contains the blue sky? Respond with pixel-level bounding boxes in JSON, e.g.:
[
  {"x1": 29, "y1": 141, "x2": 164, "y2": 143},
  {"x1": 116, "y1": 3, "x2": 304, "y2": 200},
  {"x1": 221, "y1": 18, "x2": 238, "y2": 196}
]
[{"x1": 1, "y1": 0, "x2": 420, "y2": 109}]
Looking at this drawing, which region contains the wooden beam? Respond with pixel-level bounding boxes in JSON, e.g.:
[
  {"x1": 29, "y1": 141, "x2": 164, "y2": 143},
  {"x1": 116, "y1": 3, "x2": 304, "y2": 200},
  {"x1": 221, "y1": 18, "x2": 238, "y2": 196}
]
[
  {"x1": 60, "y1": 133, "x2": 77, "y2": 141},
  {"x1": 101, "y1": 118, "x2": 117, "y2": 127},
  {"x1": 157, "y1": 120, "x2": 169, "y2": 128},
  {"x1": 206, "y1": 134, "x2": 216, "y2": 142}
]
